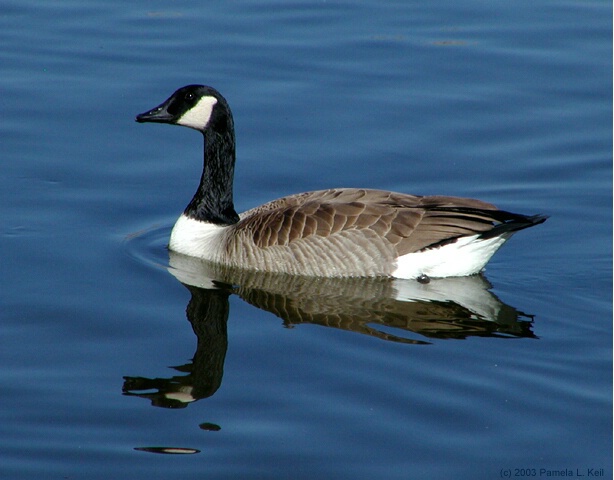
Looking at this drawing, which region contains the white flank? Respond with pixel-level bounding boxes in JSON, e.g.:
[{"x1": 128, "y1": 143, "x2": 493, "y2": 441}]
[
  {"x1": 176, "y1": 96, "x2": 218, "y2": 130},
  {"x1": 169, "y1": 213, "x2": 227, "y2": 260},
  {"x1": 392, "y1": 234, "x2": 510, "y2": 279}
]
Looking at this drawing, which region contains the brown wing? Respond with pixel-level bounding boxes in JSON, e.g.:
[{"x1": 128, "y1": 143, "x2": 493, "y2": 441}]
[{"x1": 236, "y1": 188, "x2": 524, "y2": 255}]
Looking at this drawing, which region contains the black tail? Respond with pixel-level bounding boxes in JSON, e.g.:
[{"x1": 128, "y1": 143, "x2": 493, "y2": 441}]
[{"x1": 478, "y1": 212, "x2": 548, "y2": 240}]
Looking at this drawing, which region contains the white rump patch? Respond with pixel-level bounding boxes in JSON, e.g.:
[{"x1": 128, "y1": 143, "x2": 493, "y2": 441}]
[
  {"x1": 392, "y1": 234, "x2": 510, "y2": 279},
  {"x1": 177, "y1": 96, "x2": 218, "y2": 130}
]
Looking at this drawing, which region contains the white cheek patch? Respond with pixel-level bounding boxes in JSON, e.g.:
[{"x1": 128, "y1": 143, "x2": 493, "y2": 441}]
[{"x1": 177, "y1": 96, "x2": 218, "y2": 130}]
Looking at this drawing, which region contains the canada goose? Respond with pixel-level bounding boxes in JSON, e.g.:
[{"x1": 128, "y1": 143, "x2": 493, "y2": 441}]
[{"x1": 136, "y1": 85, "x2": 546, "y2": 279}]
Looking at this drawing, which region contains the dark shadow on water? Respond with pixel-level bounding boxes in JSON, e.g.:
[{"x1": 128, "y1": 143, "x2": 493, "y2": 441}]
[{"x1": 123, "y1": 251, "x2": 537, "y2": 409}]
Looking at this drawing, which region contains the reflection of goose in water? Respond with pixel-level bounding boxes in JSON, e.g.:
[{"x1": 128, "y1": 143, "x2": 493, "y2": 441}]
[
  {"x1": 170, "y1": 251, "x2": 536, "y2": 342},
  {"x1": 122, "y1": 282, "x2": 230, "y2": 409},
  {"x1": 123, "y1": 251, "x2": 536, "y2": 408}
]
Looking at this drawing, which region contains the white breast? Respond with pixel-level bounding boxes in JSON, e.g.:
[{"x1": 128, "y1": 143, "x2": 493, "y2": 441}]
[{"x1": 169, "y1": 214, "x2": 228, "y2": 260}]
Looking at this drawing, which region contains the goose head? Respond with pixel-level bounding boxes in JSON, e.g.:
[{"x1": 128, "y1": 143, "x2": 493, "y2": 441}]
[
  {"x1": 135, "y1": 84, "x2": 233, "y2": 134},
  {"x1": 136, "y1": 85, "x2": 239, "y2": 226}
]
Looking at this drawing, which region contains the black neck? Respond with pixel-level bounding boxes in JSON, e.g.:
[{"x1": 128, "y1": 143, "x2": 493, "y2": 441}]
[{"x1": 184, "y1": 128, "x2": 240, "y2": 225}]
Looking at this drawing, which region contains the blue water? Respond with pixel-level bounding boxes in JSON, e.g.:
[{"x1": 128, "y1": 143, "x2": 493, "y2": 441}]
[{"x1": 1, "y1": 1, "x2": 611, "y2": 479}]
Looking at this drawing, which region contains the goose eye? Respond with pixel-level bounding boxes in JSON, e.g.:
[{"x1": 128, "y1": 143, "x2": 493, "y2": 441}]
[{"x1": 185, "y1": 92, "x2": 195, "y2": 102}]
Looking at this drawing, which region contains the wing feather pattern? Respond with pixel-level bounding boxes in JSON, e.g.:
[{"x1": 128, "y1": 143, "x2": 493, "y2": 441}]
[
  {"x1": 220, "y1": 188, "x2": 545, "y2": 276},
  {"x1": 236, "y1": 189, "x2": 504, "y2": 252}
]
